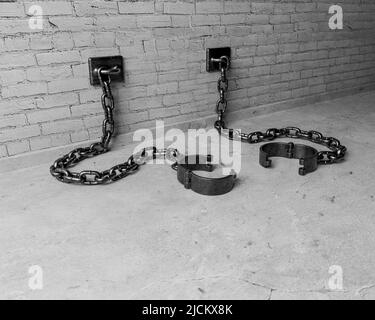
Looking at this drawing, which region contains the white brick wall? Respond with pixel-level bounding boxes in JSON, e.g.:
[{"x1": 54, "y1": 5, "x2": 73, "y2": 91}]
[{"x1": 0, "y1": 0, "x2": 374, "y2": 158}]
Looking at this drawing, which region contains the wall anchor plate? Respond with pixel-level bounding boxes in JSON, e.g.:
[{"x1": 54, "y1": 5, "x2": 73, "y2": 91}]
[
  {"x1": 206, "y1": 47, "x2": 231, "y2": 72},
  {"x1": 88, "y1": 56, "x2": 124, "y2": 86}
]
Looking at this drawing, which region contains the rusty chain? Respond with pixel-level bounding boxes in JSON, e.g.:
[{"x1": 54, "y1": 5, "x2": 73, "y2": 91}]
[
  {"x1": 50, "y1": 68, "x2": 180, "y2": 185},
  {"x1": 213, "y1": 56, "x2": 347, "y2": 165}
]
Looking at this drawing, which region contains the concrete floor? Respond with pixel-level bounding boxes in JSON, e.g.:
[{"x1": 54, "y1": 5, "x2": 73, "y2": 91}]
[{"x1": 0, "y1": 91, "x2": 374, "y2": 300}]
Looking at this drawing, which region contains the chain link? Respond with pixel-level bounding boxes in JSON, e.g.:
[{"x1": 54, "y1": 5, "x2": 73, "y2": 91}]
[
  {"x1": 215, "y1": 56, "x2": 230, "y2": 123},
  {"x1": 213, "y1": 56, "x2": 347, "y2": 165},
  {"x1": 50, "y1": 68, "x2": 180, "y2": 185}
]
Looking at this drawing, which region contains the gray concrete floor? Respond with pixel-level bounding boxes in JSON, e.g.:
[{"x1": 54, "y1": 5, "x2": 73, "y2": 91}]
[{"x1": 1, "y1": 91, "x2": 374, "y2": 300}]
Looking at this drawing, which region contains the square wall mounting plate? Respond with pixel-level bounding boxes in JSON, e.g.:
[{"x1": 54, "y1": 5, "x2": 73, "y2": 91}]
[
  {"x1": 206, "y1": 47, "x2": 231, "y2": 72},
  {"x1": 88, "y1": 56, "x2": 124, "y2": 86}
]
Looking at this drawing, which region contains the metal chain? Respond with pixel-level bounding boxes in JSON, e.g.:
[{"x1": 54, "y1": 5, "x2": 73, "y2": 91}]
[
  {"x1": 216, "y1": 56, "x2": 229, "y2": 126},
  {"x1": 50, "y1": 68, "x2": 180, "y2": 185},
  {"x1": 213, "y1": 57, "x2": 347, "y2": 165},
  {"x1": 51, "y1": 57, "x2": 347, "y2": 185}
]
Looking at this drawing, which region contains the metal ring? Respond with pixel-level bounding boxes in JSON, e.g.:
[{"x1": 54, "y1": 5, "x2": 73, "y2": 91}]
[{"x1": 99, "y1": 66, "x2": 121, "y2": 75}]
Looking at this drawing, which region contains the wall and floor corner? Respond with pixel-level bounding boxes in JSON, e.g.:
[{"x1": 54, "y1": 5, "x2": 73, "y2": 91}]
[{"x1": 0, "y1": 0, "x2": 375, "y2": 173}]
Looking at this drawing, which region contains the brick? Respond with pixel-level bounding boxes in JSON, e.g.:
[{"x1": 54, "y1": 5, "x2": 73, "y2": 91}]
[
  {"x1": 256, "y1": 45, "x2": 278, "y2": 56},
  {"x1": 0, "y1": 3, "x2": 25, "y2": 17},
  {"x1": 0, "y1": 70, "x2": 26, "y2": 85},
  {"x1": 274, "y1": 24, "x2": 294, "y2": 33},
  {"x1": 74, "y1": 1, "x2": 118, "y2": 16},
  {"x1": 292, "y1": 87, "x2": 310, "y2": 98},
  {"x1": 0, "y1": 98, "x2": 37, "y2": 116},
  {"x1": 48, "y1": 78, "x2": 89, "y2": 94},
  {"x1": 279, "y1": 43, "x2": 299, "y2": 54},
  {"x1": 281, "y1": 72, "x2": 300, "y2": 81},
  {"x1": 274, "y1": 4, "x2": 295, "y2": 14},
  {"x1": 70, "y1": 102, "x2": 102, "y2": 117},
  {"x1": 143, "y1": 40, "x2": 157, "y2": 53},
  {"x1": 37, "y1": 93, "x2": 79, "y2": 109},
  {"x1": 127, "y1": 72, "x2": 158, "y2": 86},
  {"x1": 300, "y1": 42, "x2": 317, "y2": 52},
  {"x1": 231, "y1": 57, "x2": 254, "y2": 69},
  {"x1": 171, "y1": 15, "x2": 190, "y2": 27},
  {"x1": 296, "y1": 3, "x2": 316, "y2": 13},
  {"x1": 163, "y1": 92, "x2": 193, "y2": 106},
  {"x1": 79, "y1": 89, "x2": 102, "y2": 104},
  {"x1": 236, "y1": 46, "x2": 256, "y2": 57},
  {"x1": 178, "y1": 79, "x2": 210, "y2": 92},
  {"x1": 50, "y1": 133, "x2": 71, "y2": 147},
  {"x1": 252, "y1": 25, "x2": 273, "y2": 34},
  {"x1": 254, "y1": 55, "x2": 276, "y2": 66},
  {"x1": 42, "y1": 119, "x2": 83, "y2": 135},
  {"x1": 2, "y1": 82, "x2": 47, "y2": 98},
  {"x1": 276, "y1": 54, "x2": 293, "y2": 63},
  {"x1": 196, "y1": 1, "x2": 224, "y2": 14},
  {"x1": 70, "y1": 130, "x2": 89, "y2": 143},
  {"x1": 79, "y1": 114, "x2": 100, "y2": 129},
  {"x1": 251, "y1": 3, "x2": 274, "y2": 14},
  {"x1": 279, "y1": 33, "x2": 298, "y2": 43},
  {"x1": 27, "y1": 107, "x2": 71, "y2": 124},
  {"x1": 164, "y1": 2, "x2": 194, "y2": 15},
  {"x1": 30, "y1": 35, "x2": 53, "y2": 50},
  {"x1": 30, "y1": 136, "x2": 52, "y2": 151},
  {"x1": 6, "y1": 141, "x2": 29, "y2": 157},
  {"x1": 247, "y1": 15, "x2": 269, "y2": 25},
  {"x1": 7, "y1": 140, "x2": 30, "y2": 156},
  {"x1": 72, "y1": 64, "x2": 88, "y2": 77},
  {"x1": 3, "y1": 37, "x2": 29, "y2": 51},
  {"x1": 0, "y1": 125, "x2": 40, "y2": 143},
  {"x1": 294, "y1": 52, "x2": 312, "y2": 62},
  {"x1": 24, "y1": 1, "x2": 73, "y2": 16},
  {"x1": 0, "y1": 53, "x2": 35, "y2": 69},
  {"x1": 248, "y1": 85, "x2": 269, "y2": 97},
  {"x1": 0, "y1": 144, "x2": 7, "y2": 158},
  {"x1": 249, "y1": 66, "x2": 271, "y2": 76},
  {"x1": 53, "y1": 33, "x2": 74, "y2": 50},
  {"x1": 224, "y1": 1, "x2": 251, "y2": 13},
  {"x1": 96, "y1": 16, "x2": 137, "y2": 29},
  {"x1": 192, "y1": 15, "x2": 220, "y2": 26},
  {"x1": 26, "y1": 65, "x2": 72, "y2": 82},
  {"x1": 0, "y1": 114, "x2": 27, "y2": 129},
  {"x1": 221, "y1": 14, "x2": 248, "y2": 25},
  {"x1": 243, "y1": 35, "x2": 258, "y2": 46},
  {"x1": 308, "y1": 77, "x2": 324, "y2": 86},
  {"x1": 119, "y1": 45, "x2": 145, "y2": 58},
  {"x1": 270, "y1": 15, "x2": 291, "y2": 25},
  {"x1": 271, "y1": 63, "x2": 291, "y2": 74},
  {"x1": 48, "y1": 17, "x2": 95, "y2": 31},
  {"x1": 149, "y1": 106, "x2": 180, "y2": 119},
  {"x1": 72, "y1": 32, "x2": 94, "y2": 47},
  {"x1": 125, "y1": 59, "x2": 156, "y2": 72},
  {"x1": 128, "y1": 97, "x2": 163, "y2": 111},
  {"x1": 146, "y1": 83, "x2": 178, "y2": 96},
  {"x1": 80, "y1": 48, "x2": 119, "y2": 61},
  {"x1": 0, "y1": 19, "x2": 35, "y2": 35},
  {"x1": 121, "y1": 111, "x2": 148, "y2": 124},
  {"x1": 36, "y1": 50, "x2": 81, "y2": 66},
  {"x1": 94, "y1": 32, "x2": 115, "y2": 47},
  {"x1": 119, "y1": 1, "x2": 154, "y2": 14},
  {"x1": 137, "y1": 15, "x2": 171, "y2": 28}
]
